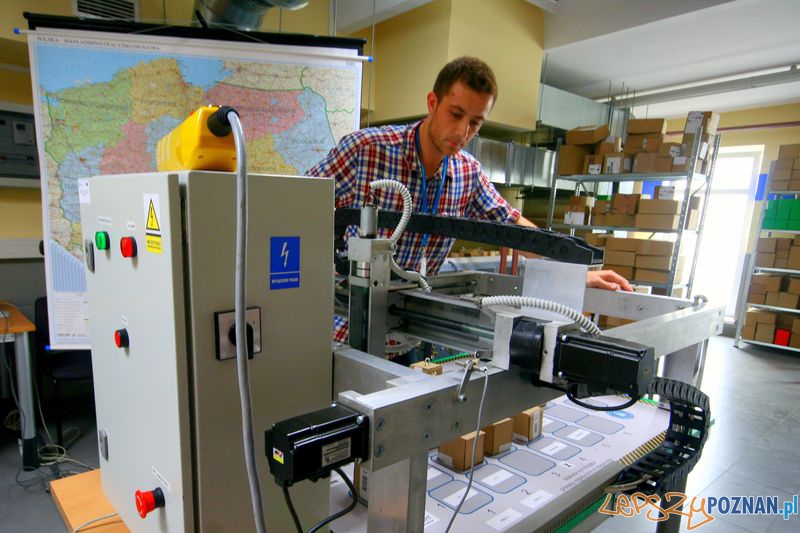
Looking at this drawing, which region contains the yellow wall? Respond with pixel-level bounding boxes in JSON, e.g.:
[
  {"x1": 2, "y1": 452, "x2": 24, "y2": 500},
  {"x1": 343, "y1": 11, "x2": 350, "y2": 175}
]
[
  {"x1": 0, "y1": 189, "x2": 43, "y2": 238},
  {"x1": 448, "y1": 0, "x2": 543, "y2": 130}
]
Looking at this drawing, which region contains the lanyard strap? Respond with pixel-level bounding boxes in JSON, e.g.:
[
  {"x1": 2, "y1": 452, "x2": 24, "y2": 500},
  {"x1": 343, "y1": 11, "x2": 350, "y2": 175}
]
[{"x1": 414, "y1": 126, "x2": 447, "y2": 249}]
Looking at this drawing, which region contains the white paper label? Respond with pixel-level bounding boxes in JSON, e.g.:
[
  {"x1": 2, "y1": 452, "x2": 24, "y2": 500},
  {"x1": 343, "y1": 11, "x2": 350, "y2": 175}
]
[
  {"x1": 152, "y1": 465, "x2": 171, "y2": 493},
  {"x1": 567, "y1": 429, "x2": 590, "y2": 441},
  {"x1": 481, "y1": 469, "x2": 514, "y2": 487},
  {"x1": 588, "y1": 163, "x2": 602, "y2": 175},
  {"x1": 97, "y1": 216, "x2": 112, "y2": 226},
  {"x1": 673, "y1": 156, "x2": 688, "y2": 165},
  {"x1": 444, "y1": 486, "x2": 480, "y2": 507},
  {"x1": 487, "y1": 508, "x2": 523, "y2": 531},
  {"x1": 521, "y1": 489, "x2": 554, "y2": 511},
  {"x1": 321, "y1": 438, "x2": 351, "y2": 467},
  {"x1": 423, "y1": 511, "x2": 440, "y2": 528},
  {"x1": 78, "y1": 179, "x2": 91, "y2": 204},
  {"x1": 668, "y1": 146, "x2": 682, "y2": 157},
  {"x1": 127, "y1": 220, "x2": 136, "y2": 231},
  {"x1": 540, "y1": 441, "x2": 568, "y2": 456}
]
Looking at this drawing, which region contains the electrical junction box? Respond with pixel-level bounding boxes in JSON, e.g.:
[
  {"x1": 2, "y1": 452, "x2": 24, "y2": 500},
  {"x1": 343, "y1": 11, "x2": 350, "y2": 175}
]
[{"x1": 81, "y1": 171, "x2": 334, "y2": 532}]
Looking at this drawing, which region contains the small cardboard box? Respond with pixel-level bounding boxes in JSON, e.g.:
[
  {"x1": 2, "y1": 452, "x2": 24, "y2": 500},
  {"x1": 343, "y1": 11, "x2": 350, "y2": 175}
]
[
  {"x1": 777, "y1": 237, "x2": 791, "y2": 250},
  {"x1": 684, "y1": 111, "x2": 720, "y2": 135},
  {"x1": 751, "y1": 273, "x2": 784, "y2": 292},
  {"x1": 789, "y1": 179, "x2": 800, "y2": 191},
  {"x1": 564, "y1": 211, "x2": 587, "y2": 225},
  {"x1": 593, "y1": 213, "x2": 606, "y2": 225},
  {"x1": 606, "y1": 237, "x2": 639, "y2": 252},
  {"x1": 654, "y1": 185, "x2": 675, "y2": 200},
  {"x1": 595, "y1": 138, "x2": 622, "y2": 156},
  {"x1": 627, "y1": 118, "x2": 667, "y2": 135},
  {"x1": 583, "y1": 154, "x2": 604, "y2": 175},
  {"x1": 633, "y1": 152, "x2": 658, "y2": 173},
  {"x1": 778, "y1": 143, "x2": 800, "y2": 160},
  {"x1": 792, "y1": 317, "x2": 800, "y2": 334},
  {"x1": 772, "y1": 168, "x2": 792, "y2": 181},
  {"x1": 775, "y1": 258, "x2": 789, "y2": 269},
  {"x1": 757, "y1": 238, "x2": 778, "y2": 253},
  {"x1": 755, "y1": 323, "x2": 776, "y2": 343},
  {"x1": 638, "y1": 199, "x2": 681, "y2": 215},
  {"x1": 747, "y1": 291, "x2": 766, "y2": 305},
  {"x1": 635, "y1": 239, "x2": 674, "y2": 256},
  {"x1": 603, "y1": 152, "x2": 625, "y2": 174},
  {"x1": 765, "y1": 291, "x2": 780, "y2": 306},
  {"x1": 749, "y1": 281, "x2": 767, "y2": 295},
  {"x1": 569, "y1": 195, "x2": 596, "y2": 210},
  {"x1": 775, "y1": 159, "x2": 795, "y2": 170},
  {"x1": 635, "y1": 254, "x2": 684, "y2": 272},
  {"x1": 658, "y1": 142, "x2": 683, "y2": 158},
  {"x1": 656, "y1": 157, "x2": 673, "y2": 172},
  {"x1": 741, "y1": 323, "x2": 757, "y2": 340},
  {"x1": 771, "y1": 179, "x2": 790, "y2": 192},
  {"x1": 787, "y1": 277, "x2": 800, "y2": 295},
  {"x1": 745, "y1": 309, "x2": 776, "y2": 325},
  {"x1": 592, "y1": 199, "x2": 609, "y2": 215},
  {"x1": 583, "y1": 233, "x2": 608, "y2": 247},
  {"x1": 605, "y1": 213, "x2": 636, "y2": 227},
  {"x1": 512, "y1": 407, "x2": 544, "y2": 442},
  {"x1": 566, "y1": 124, "x2": 610, "y2": 145},
  {"x1": 778, "y1": 292, "x2": 800, "y2": 309},
  {"x1": 482, "y1": 418, "x2": 514, "y2": 456},
  {"x1": 788, "y1": 246, "x2": 800, "y2": 269},
  {"x1": 438, "y1": 430, "x2": 486, "y2": 471},
  {"x1": 635, "y1": 213, "x2": 680, "y2": 230},
  {"x1": 791, "y1": 332, "x2": 800, "y2": 348},
  {"x1": 605, "y1": 264, "x2": 634, "y2": 279},
  {"x1": 795, "y1": 158, "x2": 800, "y2": 170},
  {"x1": 634, "y1": 267, "x2": 682, "y2": 284},
  {"x1": 672, "y1": 156, "x2": 691, "y2": 173},
  {"x1": 611, "y1": 193, "x2": 641, "y2": 214},
  {"x1": 605, "y1": 249, "x2": 636, "y2": 267},
  {"x1": 558, "y1": 145, "x2": 592, "y2": 176},
  {"x1": 776, "y1": 248, "x2": 790, "y2": 260},
  {"x1": 755, "y1": 252, "x2": 776, "y2": 268},
  {"x1": 777, "y1": 313, "x2": 794, "y2": 329}
]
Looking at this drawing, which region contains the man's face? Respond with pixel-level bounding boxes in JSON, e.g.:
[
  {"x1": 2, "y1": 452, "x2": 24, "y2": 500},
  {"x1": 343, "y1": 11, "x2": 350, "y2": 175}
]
[{"x1": 426, "y1": 80, "x2": 494, "y2": 157}]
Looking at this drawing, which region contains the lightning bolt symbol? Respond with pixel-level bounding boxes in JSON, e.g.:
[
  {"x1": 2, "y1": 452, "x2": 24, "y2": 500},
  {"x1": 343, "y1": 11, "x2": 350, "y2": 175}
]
[{"x1": 281, "y1": 242, "x2": 289, "y2": 268}]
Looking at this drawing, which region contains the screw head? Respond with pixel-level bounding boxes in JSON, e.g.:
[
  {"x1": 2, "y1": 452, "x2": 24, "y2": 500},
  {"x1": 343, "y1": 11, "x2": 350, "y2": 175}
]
[
  {"x1": 356, "y1": 415, "x2": 365, "y2": 425},
  {"x1": 376, "y1": 418, "x2": 385, "y2": 431},
  {"x1": 374, "y1": 445, "x2": 384, "y2": 458},
  {"x1": 425, "y1": 401, "x2": 434, "y2": 413},
  {"x1": 423, "y1": 432, "x2": 430, "y2": 441}
]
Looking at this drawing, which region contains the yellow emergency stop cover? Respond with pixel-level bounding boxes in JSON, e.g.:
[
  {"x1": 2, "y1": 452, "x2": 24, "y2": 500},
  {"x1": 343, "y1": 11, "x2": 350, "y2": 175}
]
[{"x1": 156, "y1": 105, "x2": 237, "y2": 171}]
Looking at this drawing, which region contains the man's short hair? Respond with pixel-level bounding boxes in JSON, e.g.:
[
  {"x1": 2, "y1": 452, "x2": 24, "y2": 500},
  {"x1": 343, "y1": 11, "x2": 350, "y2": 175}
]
[{"x1": 433, "y1": 56, "x2": 498, "y2": 102}]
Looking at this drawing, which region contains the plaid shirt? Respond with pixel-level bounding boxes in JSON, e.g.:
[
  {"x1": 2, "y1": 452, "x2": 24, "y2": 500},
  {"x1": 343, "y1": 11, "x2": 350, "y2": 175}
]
[{"x1": 308, "y1": 120, "x2": 521, "y2": 343}]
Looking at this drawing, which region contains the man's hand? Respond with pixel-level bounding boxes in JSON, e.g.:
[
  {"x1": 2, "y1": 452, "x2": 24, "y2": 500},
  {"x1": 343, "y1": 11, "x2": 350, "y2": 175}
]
[{"x1": 586, "y1": 270, "x2": 633, "y2": 292}]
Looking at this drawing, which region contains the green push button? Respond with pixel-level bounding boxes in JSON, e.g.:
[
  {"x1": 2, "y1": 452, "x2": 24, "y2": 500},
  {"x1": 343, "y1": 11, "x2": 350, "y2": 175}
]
[{"x1": 95, "y1": 231, "x2": 110, "y2": 250}]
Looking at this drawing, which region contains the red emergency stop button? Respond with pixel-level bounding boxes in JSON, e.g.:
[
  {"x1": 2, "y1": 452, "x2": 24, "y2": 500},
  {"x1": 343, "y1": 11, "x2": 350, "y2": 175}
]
[
  {"x1": 114, "y1": 328, "x2": 129, "y2": 348},
  {"x1": 135, "y1": 487, "x2": 165, "y2": 518},
  {"x1": 120, "y1": 237, "x2": 137, "y2": 258}
]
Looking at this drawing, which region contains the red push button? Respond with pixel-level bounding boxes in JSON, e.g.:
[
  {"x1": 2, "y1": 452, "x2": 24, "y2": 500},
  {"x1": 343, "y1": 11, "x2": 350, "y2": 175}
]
[
  {"x1": 114, "y1": 329, "x2": 129, "y2": 348},
  {"x1": 120, "y1": 237, "x2": 137, "y2": 258},
  {"x1": 135, "y1": 488, "x2": 165, "y2": 518}
]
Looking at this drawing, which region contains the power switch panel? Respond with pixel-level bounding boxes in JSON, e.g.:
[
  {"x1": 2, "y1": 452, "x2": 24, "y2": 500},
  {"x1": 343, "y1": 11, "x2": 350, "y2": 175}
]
[{"x1": 214, "y1": 307, "x2": 261, "y2": 360}]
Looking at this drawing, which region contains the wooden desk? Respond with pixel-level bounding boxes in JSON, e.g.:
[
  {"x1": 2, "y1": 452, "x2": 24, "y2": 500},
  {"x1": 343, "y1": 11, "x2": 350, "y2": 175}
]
[
  {"x1": 0, "y1": 302, "x2": 38, "y2": 468},
  {"x1": 51, "y1": 470, "x2": 128, "y2": 532}
]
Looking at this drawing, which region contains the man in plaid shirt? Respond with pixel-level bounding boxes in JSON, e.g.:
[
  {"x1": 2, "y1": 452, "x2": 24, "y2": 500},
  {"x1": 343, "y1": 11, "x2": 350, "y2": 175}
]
[{"x1": 307, "y1": 57, "x2": 631, "y2": 342}]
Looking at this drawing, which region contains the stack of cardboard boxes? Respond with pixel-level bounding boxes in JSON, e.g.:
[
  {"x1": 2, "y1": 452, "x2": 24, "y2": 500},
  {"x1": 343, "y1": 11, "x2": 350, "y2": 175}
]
[
  {"x1": 740, "y1": 308, "x2": 800, "y2": 348},
  {"x1": 578, "y1": 192, "x2": 700, "y2": 231},
  {"x1": 753, "y1": 237, "x2": 800, "y2": 269},
  {"x1": 603, "y1": 236, "x2": 683, "y2": 284},
  {"x1": 765, "y1": 143, "x2": 800, "y2": 192},
  {"x1": 624, "y1": 111, "x2": 719, "y2": 174},
  {"x1": 558, "y1": 124, "x2": 629, "y2": 176},
  {"x1": 564, "y1": 195, "x2": 595, "y2": 225}
]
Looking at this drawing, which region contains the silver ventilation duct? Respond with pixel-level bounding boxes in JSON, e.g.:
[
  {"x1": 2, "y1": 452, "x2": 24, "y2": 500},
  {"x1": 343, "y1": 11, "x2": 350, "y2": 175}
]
[{"x1": 193, "y1": 0, "x2": 309, "y2": 31}]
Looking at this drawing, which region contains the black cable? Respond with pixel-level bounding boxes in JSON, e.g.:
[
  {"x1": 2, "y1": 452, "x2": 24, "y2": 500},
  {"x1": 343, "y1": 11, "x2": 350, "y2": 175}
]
[
  {"x1": 307, "y1": 467, "x2": 358, "y2": 533},
  {"x1": 566, "y1": 384, "x2": 640, "y2": 412},
  {"x1": 282, "y1": 485, "x2": 303, "y2": 533}
]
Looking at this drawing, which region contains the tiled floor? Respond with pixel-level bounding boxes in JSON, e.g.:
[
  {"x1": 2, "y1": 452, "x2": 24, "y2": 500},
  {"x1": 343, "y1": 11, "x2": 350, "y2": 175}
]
[{"x1": 1, "y1": 334, "x2": 798, "y2": 532}]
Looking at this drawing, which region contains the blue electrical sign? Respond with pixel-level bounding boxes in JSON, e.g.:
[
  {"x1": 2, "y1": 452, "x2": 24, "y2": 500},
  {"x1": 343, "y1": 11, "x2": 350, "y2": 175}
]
[{"x1": 269, "y1": 236, "x2": 300, "y2": 290}]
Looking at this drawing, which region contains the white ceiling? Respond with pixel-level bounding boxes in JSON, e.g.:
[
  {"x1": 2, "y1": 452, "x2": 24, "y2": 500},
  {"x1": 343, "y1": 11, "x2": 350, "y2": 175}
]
[{"x1": 336, "y1": 0, "x2": 800, "y2": 118}]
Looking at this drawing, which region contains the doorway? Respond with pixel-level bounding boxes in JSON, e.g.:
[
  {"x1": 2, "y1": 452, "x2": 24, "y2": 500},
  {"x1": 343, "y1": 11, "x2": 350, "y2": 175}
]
[{"x1": 691, "y1": 146, "x2": 763, "y2": 321}]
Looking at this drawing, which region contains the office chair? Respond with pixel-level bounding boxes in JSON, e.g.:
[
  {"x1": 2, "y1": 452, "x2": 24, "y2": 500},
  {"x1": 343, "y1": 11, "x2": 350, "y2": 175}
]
[{"x1": 33, "y1": 297, "x2": 93, "y2": 446}]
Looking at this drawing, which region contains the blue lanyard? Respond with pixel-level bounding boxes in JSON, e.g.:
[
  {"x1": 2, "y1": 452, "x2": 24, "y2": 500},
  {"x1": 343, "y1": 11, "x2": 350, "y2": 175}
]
[{"x1": 414, "y1": 126, "x2": 447, "y2": 249}]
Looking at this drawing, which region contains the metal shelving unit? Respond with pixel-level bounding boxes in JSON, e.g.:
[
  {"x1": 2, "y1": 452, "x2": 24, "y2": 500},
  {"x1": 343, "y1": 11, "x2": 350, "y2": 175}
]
[
  {"x1": 547, "y1": 130, "x2": 720, "y2": 297},
  {"x1": 734, "y1": 170, "x2": 800, "y2": 349}
]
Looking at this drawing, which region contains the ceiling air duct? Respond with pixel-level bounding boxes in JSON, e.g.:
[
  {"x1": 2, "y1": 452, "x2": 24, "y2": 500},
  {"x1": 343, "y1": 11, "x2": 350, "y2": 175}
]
[{"x1": 193, "y1": 0, "x2": 309, "y2": 31}]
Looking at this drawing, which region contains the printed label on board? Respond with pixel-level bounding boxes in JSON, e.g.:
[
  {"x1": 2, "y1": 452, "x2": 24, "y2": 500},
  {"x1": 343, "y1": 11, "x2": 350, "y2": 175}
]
[
  {"x1": 78, "y1": 179, "x2": 91, "y2": 204},
  {"x1": 97, "y1": 216, "x2": 112, "y2": 226},
  {"x1": 487, "y1": 508, "x2": 522, "y2": 531},
  {"x1": 127, "y1": 220, "x2": 136, "y2": 231},
  {"x1": 143, "y1": 194, "x2": 162, "y2": 255},
  {"x1": 270, "y1": 236, "x2": 300, "y2": 290}
]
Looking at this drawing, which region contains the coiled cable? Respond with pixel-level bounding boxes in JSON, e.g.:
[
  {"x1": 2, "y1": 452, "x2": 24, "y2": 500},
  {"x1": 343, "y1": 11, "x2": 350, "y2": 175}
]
[{"x1": 480, "y1": 295, "x2": 602, "y2": 336}]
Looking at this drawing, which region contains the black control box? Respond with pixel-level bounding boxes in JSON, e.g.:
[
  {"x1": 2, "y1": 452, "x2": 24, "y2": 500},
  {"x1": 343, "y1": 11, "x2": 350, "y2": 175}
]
[{"x1": 265, "y1": 404, "x2": 369, "y2": 487}]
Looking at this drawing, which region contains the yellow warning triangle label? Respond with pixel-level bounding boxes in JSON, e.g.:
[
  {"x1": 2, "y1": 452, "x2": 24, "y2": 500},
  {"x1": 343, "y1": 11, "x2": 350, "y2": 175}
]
[{"x1": 146, "y1": 199, "x2": 160, "y2": 232}]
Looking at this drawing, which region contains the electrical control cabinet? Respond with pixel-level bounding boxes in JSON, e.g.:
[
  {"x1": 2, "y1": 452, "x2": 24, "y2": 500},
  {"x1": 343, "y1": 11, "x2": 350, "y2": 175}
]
[{"x1": 81, "y1": 171, "x2": 334, "y2": 532}]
